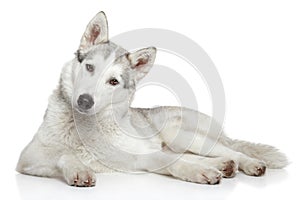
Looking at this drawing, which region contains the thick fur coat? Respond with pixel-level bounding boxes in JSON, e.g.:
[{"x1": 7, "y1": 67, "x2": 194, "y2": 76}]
[{"x1": 16, "y1": 12, "x2": 288, "y2": 187}]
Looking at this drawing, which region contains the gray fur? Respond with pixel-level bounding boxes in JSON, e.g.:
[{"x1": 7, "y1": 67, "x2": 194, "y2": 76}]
[
  {"x1": 16, "y1": 11, "x2": 288, "y2": 187},
  {"x1": 121, "y1": 73, "x2": 130, "y2": 89}
]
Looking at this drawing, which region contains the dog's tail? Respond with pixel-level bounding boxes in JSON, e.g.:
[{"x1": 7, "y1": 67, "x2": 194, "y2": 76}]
[{"x1": 220, "y1": 135, "x2": 289, "y2": 169}]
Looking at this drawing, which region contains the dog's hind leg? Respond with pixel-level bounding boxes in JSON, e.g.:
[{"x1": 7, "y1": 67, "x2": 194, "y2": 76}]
[
  {"x1": 163, "y1": 130, "x2": 267, "y2": 176},
  {"x1": 148, "y1": 107, "x2": 267, "y2": 176}
]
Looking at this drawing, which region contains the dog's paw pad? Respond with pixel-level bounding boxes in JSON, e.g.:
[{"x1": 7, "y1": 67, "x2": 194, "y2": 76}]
[
  {"x1": 202, "y1": 172, "x2": 222, "y2": 184},
  {"x1": 240, "y1": 159, "x2": 267, "y2": 176},
  {"x1": 221, "y1": 160, "x2": 238, "y2": 178},
  {"x1": 196, "y1": 168, "x2": 222, "y2": 185},
  {"x1": 67, "y1": 170, "x2": 96, "y2": 187},
  {"x1": 253, "y1": 165, "x2": 266, "y2": 176}
]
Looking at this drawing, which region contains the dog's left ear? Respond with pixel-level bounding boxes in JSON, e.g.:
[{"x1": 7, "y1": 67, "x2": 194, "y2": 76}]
[
  {"x1": 127, "y1": 47, "x2": 156, "y2": 82},
  {"x1": 79, "y1": 11, "x2": 108, "y2": 51}
]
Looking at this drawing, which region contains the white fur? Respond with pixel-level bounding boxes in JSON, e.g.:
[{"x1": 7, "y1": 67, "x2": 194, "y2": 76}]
[{"x1": 16, "y1": 11, "x2": 288, "y2": 187}]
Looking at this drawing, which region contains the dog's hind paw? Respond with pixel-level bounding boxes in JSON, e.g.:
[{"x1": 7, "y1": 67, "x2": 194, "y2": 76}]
[
  {"x1": 219, "y1": 159, "x2": 238, "y2": 178},
  {"x1": 240, "y1": 159, "x2": 266, "y2": 176},
  {"x1": 200, "y1": 157, "x2": 238, "y2": 178}
]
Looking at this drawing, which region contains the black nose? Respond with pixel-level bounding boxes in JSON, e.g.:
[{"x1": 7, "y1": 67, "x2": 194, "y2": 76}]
[{"x1": 77, "y1": 94, "x2": 94, "y2": 110}]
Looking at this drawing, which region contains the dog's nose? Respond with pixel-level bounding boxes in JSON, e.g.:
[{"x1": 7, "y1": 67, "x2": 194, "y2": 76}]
[{"x1": 77, "y1": 94, "x2": 94, "y2": 110}]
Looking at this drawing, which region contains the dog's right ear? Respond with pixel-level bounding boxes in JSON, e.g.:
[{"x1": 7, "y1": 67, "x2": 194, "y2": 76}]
[{"x1": 78, "y1": 11, "x2": 108, "y2": 51}]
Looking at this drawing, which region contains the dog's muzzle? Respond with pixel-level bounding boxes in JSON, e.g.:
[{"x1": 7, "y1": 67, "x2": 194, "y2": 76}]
[{"x1": 77, "y1": 94, "x2": 94, "y2": 110}]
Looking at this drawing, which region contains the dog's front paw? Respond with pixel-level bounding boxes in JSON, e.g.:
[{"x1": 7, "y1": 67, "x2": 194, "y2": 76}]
[
  {"x1": 240, "y1": 159, "x2": 266, "y2": 176},
  {"x1": 169, "y1": 163, "x2": 222, "y2": 184},
  {"x1": 198, "y1": 168, "x2": 223, "y2": 184},
  {"x1": 183, "y1": 165, "x2": 222, "y2": 184},
  {"x1": 64, "y1": 169, "x2": 96, "y2": 187}
]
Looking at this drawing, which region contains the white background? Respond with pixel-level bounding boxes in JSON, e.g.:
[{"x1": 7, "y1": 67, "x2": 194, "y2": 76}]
[{"x1": 0, "y1": 0, "x2": 299, "y2": 199}]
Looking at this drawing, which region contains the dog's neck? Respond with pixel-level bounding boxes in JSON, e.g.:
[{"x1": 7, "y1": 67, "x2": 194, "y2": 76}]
[
  {"x1": 73, "y1": 100, "x2": 131, "y2": 133},
  {"x1": 97, "y1": 101, "x2": 130, "y2": 123}
]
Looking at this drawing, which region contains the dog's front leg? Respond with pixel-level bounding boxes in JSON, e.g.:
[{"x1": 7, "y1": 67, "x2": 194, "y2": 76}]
[
  {"x1": 166, "y1": 158, "x2": 222, "y2": 184},
  {"x1": 136, "y1": 151, "x2": 222, "y2": 184},
  {"x1": 57, "y1": 154, "x2": 96, "y2": 187}
]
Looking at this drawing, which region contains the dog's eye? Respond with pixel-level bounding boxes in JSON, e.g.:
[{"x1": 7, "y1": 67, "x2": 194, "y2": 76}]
[
  {"x1": 109, "y1": 78, "x2": 119, "y2": 86},
  {"x1": 86, "y1": 64, "x2": 95, "y2": 72}
]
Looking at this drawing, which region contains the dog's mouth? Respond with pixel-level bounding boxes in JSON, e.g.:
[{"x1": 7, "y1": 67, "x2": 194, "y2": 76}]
[{"x1": 73, "y1": 106, "x2": 95, "y2": 116}]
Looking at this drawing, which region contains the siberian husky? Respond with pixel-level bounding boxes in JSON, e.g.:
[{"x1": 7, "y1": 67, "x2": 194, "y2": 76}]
[{"x1": 16, "y1": 11, "x2": 288, "y2": 187}]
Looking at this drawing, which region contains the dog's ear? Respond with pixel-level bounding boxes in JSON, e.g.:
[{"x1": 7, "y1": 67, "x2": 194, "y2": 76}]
[
  {"x1": 79, "y1": 11, "x2": 108, "y2": 51},
  {"x1": 127, "y1": 47, "x2": 156, "y2": 82}
]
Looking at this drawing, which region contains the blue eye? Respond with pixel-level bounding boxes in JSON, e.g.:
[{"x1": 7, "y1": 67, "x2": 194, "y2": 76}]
[{"x1": 86, "y1": 64, "x2": 95, "y2": 72}]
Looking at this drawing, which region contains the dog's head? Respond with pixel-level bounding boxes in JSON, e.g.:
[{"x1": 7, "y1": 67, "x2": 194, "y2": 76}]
[{"x1": 70, "y1": 12, "x2": 156, "y2": 115}]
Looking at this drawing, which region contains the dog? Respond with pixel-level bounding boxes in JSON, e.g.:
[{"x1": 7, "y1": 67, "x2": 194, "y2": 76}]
[{"x1": 16, "y1": 11, "x2": 288, "y2": 187}]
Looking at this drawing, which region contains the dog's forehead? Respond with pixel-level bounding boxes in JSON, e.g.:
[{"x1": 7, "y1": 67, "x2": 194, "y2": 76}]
[{"x1": 85, "y1": 42, "x2": 127, "y2": 63}]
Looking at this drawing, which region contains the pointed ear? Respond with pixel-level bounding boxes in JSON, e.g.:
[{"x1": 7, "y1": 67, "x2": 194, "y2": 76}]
[
  {"x1": 79, "y1": 11, "x2": 108, "y2": 51},
  {"x1": 127, "y1": 47, "x2": 157, "y2": 82}
]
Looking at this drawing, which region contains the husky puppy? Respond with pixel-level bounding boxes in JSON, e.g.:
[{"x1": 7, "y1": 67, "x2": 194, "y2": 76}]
[{"x1": 16, "y1": 12, "x2": 288, "y2": 187}]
